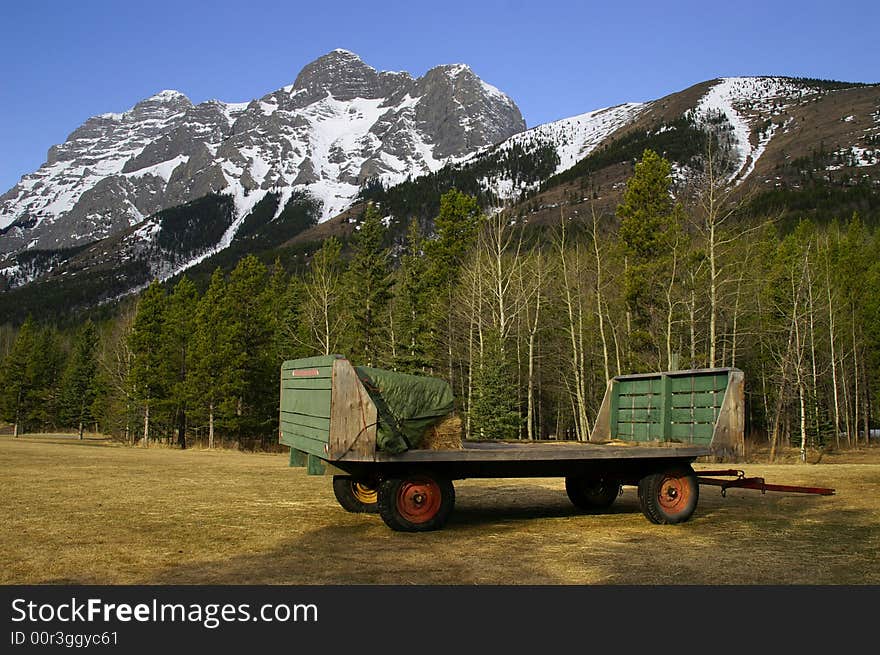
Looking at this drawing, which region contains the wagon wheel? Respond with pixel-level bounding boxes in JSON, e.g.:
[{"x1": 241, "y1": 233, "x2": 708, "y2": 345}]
[
  {"x1": 332, "y1": 475, "x2": 379, "y2": 513},
  {"x1": 637, "y1": 465, "x2": 699, "y2": 525},
  {"x1": 377, "y1": 473, "x2": 455, "y2": 532},
  {"x1": 565, "y1": 475, "x2": 621, "y2": 512}
]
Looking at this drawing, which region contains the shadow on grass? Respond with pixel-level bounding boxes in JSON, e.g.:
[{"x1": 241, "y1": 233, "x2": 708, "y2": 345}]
[{"x1": 145, "y1": 480, "x2": 879, "y2": 585}]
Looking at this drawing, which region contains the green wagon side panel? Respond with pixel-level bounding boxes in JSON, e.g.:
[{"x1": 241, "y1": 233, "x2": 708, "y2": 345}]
[
  {"x1": 611, "y1": 370, "x2": 730, "y2": 446},
  {"x1": 279, "y1": 355, "x2": 341, "y2": 457}
]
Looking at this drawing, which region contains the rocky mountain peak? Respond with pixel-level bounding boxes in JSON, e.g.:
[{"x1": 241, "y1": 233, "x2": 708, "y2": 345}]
[
  {"x1": 0, "y1": 51, "x2": 527, "y2": 281},
  {"x1": 292, "y1": 49, "x2": 385, "y2": 101},
  {"x1": 130, "y1": 89, "x2": 193, "y2": 117}
]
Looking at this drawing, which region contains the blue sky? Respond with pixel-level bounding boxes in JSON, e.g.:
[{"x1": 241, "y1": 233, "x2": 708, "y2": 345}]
[{"x1": 1, "y1": 0, "x2": 878, "y2": 193}]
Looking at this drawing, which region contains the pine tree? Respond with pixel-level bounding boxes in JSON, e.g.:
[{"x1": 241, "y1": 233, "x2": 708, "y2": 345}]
[
  {"x1": 60, "y1": 320, "x2": 99, "y2": 439},
  {"x1": 129, "y1": 281, "x2": 168, "y2": 445},
  {"x1": 425, "y1": 189, "x2": 482, "y2": 379},
  {"x1": 393, "y1": 219, "x2": 433, "y2": 373},
  {"x1": 616, "y1": 149, "x2": 684, "y2": 370},
  {"x1": 225, "y1": 255, "x2": 275, "y2": 443},
  {"x1": 469, "y1": 329, "x2": 522, "y2": 440},
  {"x1": 13, "y1": 324, "x2": 64, "y2": 433},
  {"x1": 344, "y1": 204, "x2": 392, "y2": 366},
  {"x1": 0, "y1": 317, "x2": 37, "y2": 437},
  {"x1": 164, "y1": 276, "x2": 198, "y2": 449},
  {"x1": 190, "y1": 269, "x2": 234, "y2": 448}
]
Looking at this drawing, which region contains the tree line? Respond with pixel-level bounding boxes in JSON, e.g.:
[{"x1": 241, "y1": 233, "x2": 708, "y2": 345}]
[{"x1": 2, "y1": 147, "x2": 878, "y2": 459}]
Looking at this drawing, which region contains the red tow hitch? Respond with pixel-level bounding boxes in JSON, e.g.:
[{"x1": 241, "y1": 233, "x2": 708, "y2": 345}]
[{"x1": 696, "y1": 469, "x2": 835, "y2": 497}]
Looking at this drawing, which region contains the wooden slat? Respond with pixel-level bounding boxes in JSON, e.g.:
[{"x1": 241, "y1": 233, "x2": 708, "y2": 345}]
[
  {"x1": 671, "y1": 391, "x2": 722, "y2": 408},
  {"x1": 609, "y1": 380, "x2": 619, "y2": 439},
  {"x1": 282, "y1": 378, "x2": 334, "y2": 391},
  {"x1": 671, "y1": 422, "x2": 715, "y2": 443},
  {"x1": 307, "y1": 454, "x2": 326, "y2": 475},
  {"x1": 618, "y1": 378, "x2": 661, "y2": 395},
  {"x1": 617, "y1": 394, "x2": 660, "y2": 409},
  {"x1": 617, "y1": 408, "x2": 660, "y2": 422},
  {"x1": 669, "y1": 373, "x2": 728, "y2": 393},
  {"x1": 328, "y1": 359, "x2": 378, "y2": 461},
  {"x1": 285, "y1": 432, "x2": 329, "y2": 457},
  {"x1": 711, "y1": 369, "x2": 745, "y2": 458},
  {"x1": 280, "y1": 390, "x2": 332, "y2": 418},
  {"x1": 280, "y1": 420, "x2": 329, "y2": 442},
  {"x1": 371, "y1": 441, "x2": 710, "y2": 463},
  {"x1": 289, "y1": 448, "x2": 307, "y2": 467},
  {"x1": 588, "y1": 380, "x2": 613, "y2": 442},
  {"x1": 670, "y1": 407, "x2": 719, "y2": 423},
  {"x1": 659, "y1": 374, "x2": 671, "y2": 441},
  {"x1": 279, "y1": 411, "x2": 331, "y2": 431},
  {"x1": 281, "y1": 355, "x2": 342, "y2": 370}
]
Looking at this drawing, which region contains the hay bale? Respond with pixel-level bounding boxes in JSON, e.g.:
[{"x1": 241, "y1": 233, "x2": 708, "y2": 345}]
[{"x1": 421, "y1": 414, "x2": 463, "y2": 450}]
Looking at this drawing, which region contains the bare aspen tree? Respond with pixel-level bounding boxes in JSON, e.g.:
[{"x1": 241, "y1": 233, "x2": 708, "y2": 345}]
[
  {"x1": 523, "y1": 251, "x2": 547, "y2": 440},
  {"x1": 769, "y1": 244, "x2": 811, "y2": 461},
  {"x1": 555, "y1": 217, "x2": 591, "y2": 439},
  {"x1": 297, "y1": 238, "x2": 345, "y2": 356},
  {"x1": 590, "y1": 202, "x2": 611, "y2": 382},
  {"x1": 689, "y1": 138, "x2": 761, "y2": 368},
  {"x1": 823, "y1": 234, "x2": 842, "y2": 448}
]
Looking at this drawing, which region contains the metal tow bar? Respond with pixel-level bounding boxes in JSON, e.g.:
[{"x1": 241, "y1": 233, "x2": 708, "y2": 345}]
[{"x1": 695, "y1": 469, "x2": 836, "y2": 498}]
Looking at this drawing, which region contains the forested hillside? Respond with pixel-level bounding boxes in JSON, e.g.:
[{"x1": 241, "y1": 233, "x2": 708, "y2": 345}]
[{"x1": 2, "y1": 149, "x2": 877, "y2": 458}]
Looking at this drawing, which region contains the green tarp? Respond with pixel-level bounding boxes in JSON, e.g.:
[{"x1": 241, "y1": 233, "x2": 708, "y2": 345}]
[{"x1": 355, "y1": 366, "x2": 454, "y2": 454}]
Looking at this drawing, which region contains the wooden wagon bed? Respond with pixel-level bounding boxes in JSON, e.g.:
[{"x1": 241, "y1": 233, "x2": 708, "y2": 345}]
[{"x1": 373, "y1": 439, "x2": 709, "y2": 463}]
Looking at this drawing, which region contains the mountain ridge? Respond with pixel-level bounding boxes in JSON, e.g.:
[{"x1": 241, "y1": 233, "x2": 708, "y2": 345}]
[
  {"x1": 1, "y1": 71, "x2": 878, "y2": 320},
  {"x1": 0, "y1": 49, "x2": 525, "y2": 259}
]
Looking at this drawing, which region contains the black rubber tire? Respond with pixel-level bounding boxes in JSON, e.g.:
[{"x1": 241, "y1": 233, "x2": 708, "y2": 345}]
[
  {"x1": 637, "y1": 465, "x2": 699, "y2": 525},
  {"x1": 565, "y1": 475, "x2": 621, "y2": 512},
  {"x1": 332, "y1": 475, "x2": 379, "y2": 514},
  {"x1": 377, "y1": 473, "x2": 455, "y2": 532}
]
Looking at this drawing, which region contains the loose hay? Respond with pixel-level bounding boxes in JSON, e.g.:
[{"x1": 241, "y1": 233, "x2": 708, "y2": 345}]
[{"x1": 422, "y1": 414, "x2": 463, "y2": 450}]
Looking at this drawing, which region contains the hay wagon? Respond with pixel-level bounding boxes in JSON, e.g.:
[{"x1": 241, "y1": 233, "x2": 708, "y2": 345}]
[{"x1": 279, "y1": 355, "x2": 828, "y2": 532}]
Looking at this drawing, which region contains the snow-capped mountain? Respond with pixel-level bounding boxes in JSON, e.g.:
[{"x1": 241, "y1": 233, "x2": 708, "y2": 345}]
[
  {"x1": 0, "y1": 49, "x2": 524, "y2": 258},
  {"x1": 408, "y1": 75, "x2": 878, "y2": 214},
  {"x1": 2, "y1": 73, "x2": 877, "y2": 320}
]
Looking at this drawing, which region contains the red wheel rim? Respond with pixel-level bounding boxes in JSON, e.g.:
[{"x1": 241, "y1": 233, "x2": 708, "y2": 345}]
[
  {"x1": 396, "y1": 478, "x2": 442, "y2": 524},
  {"x1": 657, "y1": 475, "x2": 691, "y2": 514}
]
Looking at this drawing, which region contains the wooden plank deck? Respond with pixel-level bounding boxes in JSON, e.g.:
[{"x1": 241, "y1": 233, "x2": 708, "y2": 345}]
[{"x1": 367, "y1": 440, "x2": 709, "y2": 463}]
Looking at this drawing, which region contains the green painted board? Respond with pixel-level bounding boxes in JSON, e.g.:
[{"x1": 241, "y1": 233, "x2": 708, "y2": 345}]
[
  {"x1": 671, "y1": 391, "x2": 722, "y2": 409},
  {"x1": 617, "y1": 408, "x2": 661, "y2": 422},
  {"x1": 670, "y1": 407, "x2": 719, "y2": 423},
  {"x1": 279, "y1": 411, "x2": 331, "y2": 431},
  {"x1": 286, "y1": 432, "x2": 328, "y2": 457},
  {"x1": 670, "y1": 422, "x2": 715, "y2": 443},
  {"x1": 307, "y1": 454, "x2": 326, "y2": 475},
  {"x1": 280, "y1": 420, "x2": 330, "y2": 442},
  {"x1": 280, "y1": 389, "x2": 332, "y2": 418},
  {"x1": 289, "y1": 448, "x2": 307, "y2": 467},
  {"x1": 282, "y1": 377, "x2": 334, "y2": 391},
  {"x1": 281, "y1": 355, "x2": 343, "y2": 370},
  {"x1": 618, "y1": 378, "x2": 661, "y2": 395},
  {"x1": 669, "y1": 373, "x2": 728, "y2": 392},
  {"x1": 616, "y1": 394, "x2": 660, "y2": 409}
]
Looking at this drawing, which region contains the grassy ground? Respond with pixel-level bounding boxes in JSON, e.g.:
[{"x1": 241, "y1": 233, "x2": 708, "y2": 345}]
[{"x1": 1, "y1": 434, "x2": 878, "y2": 585}]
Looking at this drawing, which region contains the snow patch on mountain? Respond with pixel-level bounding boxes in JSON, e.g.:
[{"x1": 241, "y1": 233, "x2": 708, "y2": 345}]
[
  {"x1": 693, "y1": 77, "x2": 822, "y2": 183},
  {"x1": 472, "y1": 102, "x2": 646, "y2": 200}
]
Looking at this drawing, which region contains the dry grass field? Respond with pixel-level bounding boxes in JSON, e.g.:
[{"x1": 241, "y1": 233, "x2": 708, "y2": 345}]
[{"x1": 1, "y1": 434, "x2": 878, "y2": 585}]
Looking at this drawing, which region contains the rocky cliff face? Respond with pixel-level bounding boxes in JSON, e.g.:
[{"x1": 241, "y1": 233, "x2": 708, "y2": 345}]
[{"x1": 0, "y1": 49, "x2": 525, "y2": 258}]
